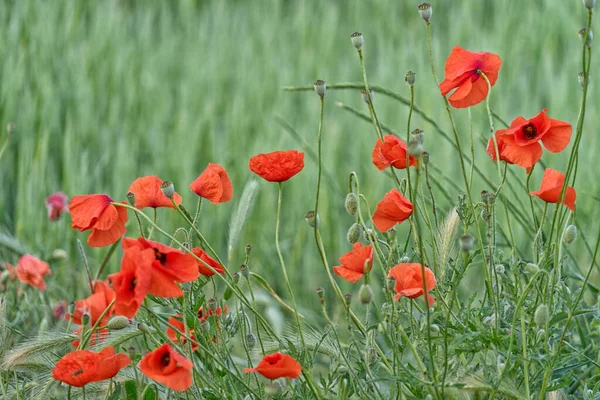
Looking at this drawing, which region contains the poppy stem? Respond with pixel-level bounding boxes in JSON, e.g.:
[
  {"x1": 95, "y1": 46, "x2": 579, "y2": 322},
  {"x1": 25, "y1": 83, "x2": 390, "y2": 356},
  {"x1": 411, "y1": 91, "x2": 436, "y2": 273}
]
[
  {"x1": 405, "y1": 85, "x2": 415, "y2": 204},
  {"x1": 93, "y1": 240, "x2": 120, "y2": 282},
  {"x1": 75, "y1": 239, "x2": 94, "y2": 294}
]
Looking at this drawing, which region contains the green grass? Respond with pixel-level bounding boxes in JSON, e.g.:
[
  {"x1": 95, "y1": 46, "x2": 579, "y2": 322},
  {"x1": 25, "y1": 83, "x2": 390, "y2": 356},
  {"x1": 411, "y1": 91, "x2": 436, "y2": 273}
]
[{"x1": 0, "y1": 0, "x2": 598, "y2": 305}]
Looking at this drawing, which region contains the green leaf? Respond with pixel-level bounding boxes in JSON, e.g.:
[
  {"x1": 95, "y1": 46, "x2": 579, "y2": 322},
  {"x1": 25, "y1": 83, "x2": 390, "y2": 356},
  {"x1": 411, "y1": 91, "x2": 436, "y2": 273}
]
[
  {"x1": 142, "y1": 384, "x2": 158, "y2": 400},
  {"x1": 107, "y1": 383, "x2": 122, "y2": 400},
  {"x1": 124, "y1": 380, "x2": 137, "y2": 400}
]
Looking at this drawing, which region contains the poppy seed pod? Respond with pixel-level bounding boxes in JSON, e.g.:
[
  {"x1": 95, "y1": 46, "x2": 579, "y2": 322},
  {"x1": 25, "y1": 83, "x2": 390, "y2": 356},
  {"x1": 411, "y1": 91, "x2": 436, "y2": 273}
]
[
  {"x1": 405, "y1": 71, "x2": 416, "y2": 87},
  {"x1": 350, "y1": 31, "x2": 363, "y2": 49},
  {"x1": 208, "y1": 298, "x2": 218, "y2": 312},
  {"x1": 126, "y1": 191, "x2": 136, "y2": 206},
  {"x1": 411, "y1": 129, "x2": 425, "y2": 145},
  {"x1": 407, "y1": 139, "x2": 423, "y2": 157},
  {"x1": 367, "y1": 347, "x2": 378, "y2": 364},
  {"x1": 240, "y1": 263, "x2": 249, "y2": 278},
  {"x1": 107, "y1": 316, "x2": 130, "y2": 330},
  {"x1": 305, "y1": 210, "x2": 319, "y2": 228},
  {"x1": 386, "y1": 228, "x2": 397, "y2": 242},
  {"x1": 245, "y1": 244, "x2": 252, "y2": 256},
  {"x1": 422, "y1": 151, "x2": 430, "y2": 165},
  {"x1": 361, "y1": 88, "x2": 374, "y2": 104},
  {"x1": 232, "y1": 272, "x2": 240, "y2": 285},
  {"x1": 347, "y1": 223, "x2": 362, "y2": 244},
  {"x1": 81, "y1": 313, "x2": 90, "y2": 327},
  {"x1": 160, "y1": 181, "x2": 175, "y2": 199},
  {"x1": 363, "y1": 228, "x2": 377, "y2": 242},
  {"x1": 418, "y1": 2, "x2": 432, "y2": 23},
  {"x1": 345, "y1": 193, "x2": 358, "y2": 215},
  {"x1": 245, "y1": 333, "x2": 257, "y2": 350},
  {"x1": 563, "y1": 224, "x2": 578, "y2": 244},
  {"x1": 313, "y1": 80, "x2": 326, "y2": 97},
  {"x1": 359, "y1": 284, "x2": 373, "y2": 304},
  {"x1": 583, "y1": 0, "x2": 596, "y2": 10},
  {"x1": 344, "y1": 293, "x2": 352, "y2": 306},
  {"x1": 579, "y1": 28, "x2": 594, "y2": 45},
  {"x1": 534, "y1": 304, "x2": 550, "y2": 327}
]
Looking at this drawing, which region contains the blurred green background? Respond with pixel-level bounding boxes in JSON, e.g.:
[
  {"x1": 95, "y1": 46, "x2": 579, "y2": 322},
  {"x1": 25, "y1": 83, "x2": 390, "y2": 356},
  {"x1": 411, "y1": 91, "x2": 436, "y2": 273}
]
[{"x1": 0, "y1": 0, "x2": 597, "y2": 309}]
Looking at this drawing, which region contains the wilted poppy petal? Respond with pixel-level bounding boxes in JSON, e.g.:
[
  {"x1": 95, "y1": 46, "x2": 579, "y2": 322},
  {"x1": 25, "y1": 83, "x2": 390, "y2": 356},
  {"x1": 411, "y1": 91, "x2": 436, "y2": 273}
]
[{"x1": 129, "y1": 176, "x2": 182, "y2": 209}]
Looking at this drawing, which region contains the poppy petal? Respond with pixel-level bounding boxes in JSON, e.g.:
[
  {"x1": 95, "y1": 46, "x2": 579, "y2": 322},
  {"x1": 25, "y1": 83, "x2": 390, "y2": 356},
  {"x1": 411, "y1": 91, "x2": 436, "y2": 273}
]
[{"x1": 541, "y1": 118, "x2": 572, "y2": 153}]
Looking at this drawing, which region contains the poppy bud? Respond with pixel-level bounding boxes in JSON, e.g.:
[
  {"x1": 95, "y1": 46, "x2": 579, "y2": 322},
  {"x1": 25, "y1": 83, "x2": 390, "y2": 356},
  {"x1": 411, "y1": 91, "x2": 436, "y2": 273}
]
[
  {"x1": 347, "y1": 223, "x2": 362, "y2": 244},
  {"x1": 240, "y1": 263, "x2": 249, "y2": 278},
  {"x1": 399, "y1": 256, "x2": 410, "y2": 263},
  {"x1": 126, "y1": 191, "x2": 136, "y2": 206},
  {"x1": 138, "y1": 322, "x2": 152, "y2": 334},
  {"x1": 363, "y1": 228, "x2": 377, "y2": 242},
  {"x1": 313, "y1": 80, "x2": 326, "y2": 98},
  {"x1": 563, "y1": 224, "x2": 578, "y2": 244},
  {"x1": 81, "y1": 312, "x2": 91, "y2": 327},
  {"x1": 265, "y1": 382, "x2": 282, "y2": 396},
  {"x1": 344, "y1": 293, "x2": 352, "y2": 306},
  {"x1": 582, "y1": 0, "x2": 596, "y2": 9},
  {"x1": 350, "y1": 31, "x2": 363, "y2": 49},
  {"x1": 525, "y1": 263, "x2": 539, "y2": 274},
  {"x1": 107, "y1": 316, "x2": 130, "y2": 330},
  {"x1": 407, "y1": 138, "x2": 423, "y2": 157},
  {"x1": 481, "y1": 190, "x2": 496, "y2": 205},
  {"x1": 208, "y1": 298, "x2": 218, "y2": 312},
  {"x1": 51, "y1": 249, "x2": 68, "y2": 261},
  {"x1": 386, "y1": 277, "x2": 396, "y2": 292},
  {"x1": 422, "y1": 151, "x2": 430, "y2": 165},
  {"x1": 411, "y1": 129, "x2": 425, "y2": 145},
  {"x1": 316, "y1": 287, "x2": 325, "y2": 304},
  {"x1": 367, "y1": 347, "x2": 378, "y2": 364},
  {"x1": 6, "y1": 122, "x2": 15, "y2": 136},
  {"x1": 359, "y1": 284, "x2": 374, "y2": 305},
  {"x1": 345, "y1": 193, "x2": 358, "y2": 215},
  {"x1": 361, "y1": 88, "x2": 374, "y2": 104},
  {"x1": 534, "y1": 304, "x2": 550, "y2": 327},
  {"x1": 405, "y1": 71, "x2": 416, "y2": 87},
  {"x1": 232, "y1": 272, "x2": 240, "y2": 285},
  {"x1": 305, "y1": 211, "x2": 320, "y2": 228},
  {"x1": 242, "y1": 333, "x2": 256, "y2": 351},
  {"x1": 160, "y1": 181, "x2": 175, "y2": 199},
  {"x1": 429, "y1": 324, "x2": 440, "y2": 334},
  {"x1": 495, "y1": 264, "x2": 505, "y2": 274},
  {"x1": 579, "y1": 28, "x2": 594, "y2": 45},
  {"x1": 200, "y1": 319, "x2": 210, "y2": 332},
  {"x1": 417, "y1": 2, "x2": 432, "y2": 23},
  {"x1": 386, "y1": 228, "x2": 397, "y2": 242}
]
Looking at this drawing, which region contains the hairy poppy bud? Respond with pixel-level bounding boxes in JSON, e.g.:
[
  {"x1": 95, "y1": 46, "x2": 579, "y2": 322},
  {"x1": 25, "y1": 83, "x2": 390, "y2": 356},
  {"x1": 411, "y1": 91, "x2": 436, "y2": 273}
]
[
  {"x1": 6, "y1": 122, "x2": 15, "y2": 136},
  {"x1": 367, "y1": 347, "x2": 378, "y2": 364},
  {"x1": 305, "y1": 210, "x2": 319, "y2": 228},
  {"x1": 126, "y1": 191, "x2": 136, "y2": 206},
  {"x1": 137, "y1": 322, "x2": 152, "y2": 334},
  {"x1": 399, "y1": 256, "x2": 410, "y2": 263},
  {"x1": 386, "y1": 228, "x2": 397, "y2": 242},
  {"x1": 411, "y1": 129, "x2": 425, "y2": 145},
  {"x1": 495, "y1": 264, "x2": 505, "y2": 274},
  {"x1": 345, "y1": 193, "x2": 358, "y2": 215},
  {"x1": 534, "y1": 304, "x2": 550, "y2": 327},
  {"x1": 429, "y1": 324, "x2": 440, "y2": 334},
  {"x1": 160, "y1": 181, "x2": 175, "y2": 199},
  {"x1": 245, "y1": 333, "x2": 257, "y2": 349},
  {"x1": 314, "y1": 80, "x2": 326, "y2": 97},
  {"x1": 361, "y1": 88, "x2": 374, "y2": 104},
  {"x1": 386, "y1": 277, "x2": 396, "y2": 292},
  {"x1": 208, "y1": 298, "x2": 218, "y2": 312},
  {"x1": 407, "y1": 138, "x2": 423, "y2": 157},
  {"x1": 405, "y1": 71, "x2": 416, "y2": 87},
  {"x1": 347, "y1": 223, "x2": 362, "y2": 244},
  {"x1": 563, "y1": 224, "x2": 578, "y2": 244},
  {"x1": 200, "y1": 319, "x2": 210, "y2": 332},
  {"x1": 422, "y1": 151, "x2": 430, "y2": 165},
  {"x1": 232, "y1": 272, "x2": 240, "y2": 285},
  {"x1": 363, "y1": 228, "x2": 377, "y2": 242},
  {"x1": 525, "y1": 263, "x2": 539, "y2": 274},
  {"x1": 51, "y1": 249, "x2": 68, "y2": 261},
  {"x1": 344, "y1": 293, "x2": 352, "y2": 306},
  {"x1": 107, "y1": 316, "x2": 130, "y2": 330},
  {"x1": 418, "y1": 2, "x2": 432, "y2": 23},
  {"x1": 240, "y1": 263, "x2": 249, "y2": 278},
  {"x1": 359, "y1": 284, "x2": 374, "y2": 305},
  {"x1": 583, "y1": 0, "x2": 596, "y2": 9},
  {"x1": 350, "y1": 31, "x2": 363, "y2": 49},
  {"x1": 579, "y1": 28, "x2": 594, "y2": 45}
]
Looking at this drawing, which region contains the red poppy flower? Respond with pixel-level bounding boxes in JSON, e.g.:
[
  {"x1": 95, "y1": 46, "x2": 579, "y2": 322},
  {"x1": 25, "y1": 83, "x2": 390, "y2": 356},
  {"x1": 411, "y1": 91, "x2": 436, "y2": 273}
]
[
  {"x1": 167, "y1": 315, "x2": 199, "y2": 351},
  {"x1": 372, "y1": 189, "x2": 414, "y2": 232},
  {"x1": 108, "y1": 246, "x2": 154, "y2": 318},
  {"x1": 45, "y1": 192, "x2": 69, "y2": 221},
  {"x1": 189, "y1": 163, "x2": 233, "y2": 204},
  {"x1": 67, "y1": 281, "x2": 116, "y2": 326},
  {"x1": 371, "y1": 135, "x2": 417, "y2": 170},
  {"x1": 52, "y1": 346, "x2": 130, "y2": 387},
  {"x1": 69, "y1": 194, "x2": 128, "y2": 247},
  {"x1": 439, "y1": 46, "x2": 502, "y2": 108},
  {"x1": 14, "y1": 254, "x2": 51, "y2": 291},
  {"x1": 54, "y1": 300, "x2": 68, "y2": 320},
  {"x1": 530, "y1": 168, "x2": 576, "y2": 211},
  {"x1": 388, "y1": 263, "x2": 437, "y2": 306},
  {"x1": 244, "y1": 352, "x2": 302, "y2": 380},
  {"x1": 487, "y1": 109, "x2": 572, "y2": 169},
  {"x1": 71, "y1": 328, "x2": 109, "y2": 348},
  {"x1": 333, "y1": 243, "x2": 374, "y2": 283},
  {"x1": 139, "y1": 344, "x2": 193, "y2": 391},
  {"x1": 197, "y1": 305, "x2": 229, "y2": 321},
  {"x1": 128, "y1": 176, "x2": 182, "y2": 209},
  {"x1": 122, "y1": 238, "x2": 199, "y2": 298},
  {"x1": 249, "y1": 150, "x2": 305, "y2": 182},
  {"x1": 192, "y1": 247, "x2": 226, "y2": 277}
]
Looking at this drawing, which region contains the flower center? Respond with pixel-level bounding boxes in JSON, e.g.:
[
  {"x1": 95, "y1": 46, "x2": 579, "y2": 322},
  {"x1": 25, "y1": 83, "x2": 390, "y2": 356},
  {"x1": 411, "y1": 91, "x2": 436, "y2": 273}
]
[
  {"x1": 521, "y1": 123, "x2": 538, "y2": 140},
  {"x1": 130, "y1": 278, "x2": 137, "y2": 291},
  {"x1": 72, "y1": 368, "x2": 84, "y2": 377},
  {"x1": 161, "y1": 354, "x2": 171, "y2": 366},
  {"x1": 154, "y1": 249, "x2": 167, "y2": 265}
]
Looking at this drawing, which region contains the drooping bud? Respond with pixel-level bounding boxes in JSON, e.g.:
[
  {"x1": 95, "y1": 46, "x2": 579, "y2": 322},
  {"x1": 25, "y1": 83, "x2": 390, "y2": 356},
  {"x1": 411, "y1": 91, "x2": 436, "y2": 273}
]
[
  {"x1": 51, "y1": 249, "x2": 68, "y2": 261},
  {"x1": 344, "y1": 293, "x2": 352, "y2": 306},
  {"x1": 359, "y1": 284, "x2": 374, "y2": 304},
  {"x1": 350, "y1": 32, "x2": 364, "y2": 49},
  {"x1": 313, "y1": 80, "x2": 326, "y2": 98},
  {"x1": 232, "y1": 272, "x2": 240, "y2": 285},
  {"x1": 126, "y1": 191, "x2": 136, "y2": 206},
  {"x1": 583, "y1": 0, "x2": 597, "y2": 9},
  {"x1": 418, "y1": 2, "x2": 432, "y2": 23},
  {"x1": 305, "y1": 211, "x2": 320, "y2": 228},
  {"x1": 245, "y1": 333, "x2": 257, "y2": 350},
  {"x1": 361, "y1": 88, "x2": 374, "y2": 104},
  {"x1": 525, "y1": 263, "x2": 540, "y2": 274},
  {"x1": 208, "y1": 298, "x2": 218, "y2": 312},
  {"x1": 407, "y1": 138, "x2": 423, "y2": 157},
  {"x1": 316, "y1": 287, "x2": 325, "y2": 304},
  {"x1": 345, "y1": 193, "x2": 358, "y2": 215},
  {"x1": 240, "y1": 263, "x2": 249, "y2": 278},
  {"x1": 534, "y1": 304, "x2": 550, "y2": 327},
  {"x1": 410, "y1": 129, "x2": 425, "y2": 145},
  {"x1": 107, "y1": 316, "x2": 130, "y2": 330},
  {"x1": 386, "y1": 277, "x2": 396, "y2": 292},
  {"x1": 421, "y1": 151, "x2": 430, "y2": 165},
  {"x1": 563, "y1": 225, "x2": 578, "y2": 244},
  {"x1": 579, "y1": 28, "x2": 594, "y2": 45},
  {"x1": 405, "y1": 71, "x2": 416, "y2": 87},
  {"x1": 160, "y1": 181, "x2": 175, "y2": 199},
  {"x1": 347, "y1": 223, "x2": 362, "y2": 244}
]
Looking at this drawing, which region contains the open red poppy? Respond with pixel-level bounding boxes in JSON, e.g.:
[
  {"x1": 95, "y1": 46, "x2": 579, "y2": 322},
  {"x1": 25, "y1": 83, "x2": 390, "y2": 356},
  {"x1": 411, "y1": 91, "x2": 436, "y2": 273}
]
[
  {"x1": 439, "y1": 46, "x2": 502, "y2": 108},
  {"x1": 249, "y1": 150, "x2": 305, "y2": 182},
  {"x1": 69, "y1": 194, "x2": 128, "y2": 247},
  {"x1": 388, "y1": 263, "x2": 437, "y2": 306},
  {"x1": 372, "y1": 135, "x2": 417, "y2": 170},
  {"x1": 128, "y1": 176, "x2": 182, "y2": 209},
  {"x1": 52, "y1": 346, "x2": 130, "y2": 387},
  {"x1": 372, "y1": 189, "x2": 413, "y2": 232},
  {"x1": 45, "y1": 192, "x2": 69, "y2": 221},
  {"x1": 139, "y1": 344, "x2": 193, "y2": 391},
  {"x1": 192, "y1": 247, "x2": 226, "y2": 277},
  {"x1": 14, "y1": 254, "x2": 50, "y2": 291},
  {"x1": 167, "y1": 314, "x2": 199, "y2": 351},
  {"x1": 244, "y1": 352, "x2": 302, "y2": 380},
  {"x1": 333, "y1": 243, "x2": 374, "y2": 283},
  {"x1": 108, "y1": 246, "x2": 154, "y2": 318},
  {"x1": 530, "y1": 168, "x2": 576, "y2": 211},
  {"x1": 67, "y1": 280, "x2": 115, "y2": 326},
  {"x1": 190, "y1": 163, "x2": 233, "y2": 204}
]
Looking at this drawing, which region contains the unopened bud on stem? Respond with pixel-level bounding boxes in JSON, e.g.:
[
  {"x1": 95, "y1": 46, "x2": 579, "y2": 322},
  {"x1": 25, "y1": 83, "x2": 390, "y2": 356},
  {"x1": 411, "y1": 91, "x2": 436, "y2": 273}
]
[
  {"x1": 582, "y1": 0, "x2": 596, "y2": 10},
  {"x1": 563, "y1": 225, "x2": 578, "y2": 244},
  {"x1": 405, "y1": 71, "x2": 416, "y2": 87},
  {"x1": 359, "y1": 284, "x2": 374, "y2": 304},
  {"x1": 345, "y1": 193, "x2": 358, "y2": 215},
  {"x1": 305, "y1": 211, "x2": 319, "y2": 228},
  {"x1": 160, "y1": 181, "x2": 175, "y2": 199},
  {"x1": 107, "y1": 316, "x2": 130, "y2": 330},
  {"x1": 350, "y1": 32, "x2": 363, "y2": 49},
  {"x1": 347, "y1": 223, "x2": 362, "y2": 244},
  {"x1": 460, "y1": 234, "x2": 475, "y2": 252},
  {"x1": 361, "y1": 88, "x2": 374, "y2": 104},
  {"x1": 313, "y1": 80, "x2": 326, "y2": 97},
  {"x1": 534, "y1": 304, "x2": 550, "y2": 327},
  {"x1": 418, "y1": 3, "x2": 432, "y2": 23}
]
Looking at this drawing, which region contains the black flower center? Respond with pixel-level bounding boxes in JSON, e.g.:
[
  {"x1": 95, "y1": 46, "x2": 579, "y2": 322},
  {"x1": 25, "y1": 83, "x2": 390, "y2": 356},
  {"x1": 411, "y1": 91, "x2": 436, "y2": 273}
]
[
  {"x1": 522, "y1": 123, "x2": 538, "y2": 140},
  {"x1": 72, "y1": 368, "x2": 84, "y2": 377},
  {"x1": 154, "y1": 249, "x2": 167, "y2": 265},
  {"x1": 161, "y1": 354, "x2": 171, "y2": 366}
]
